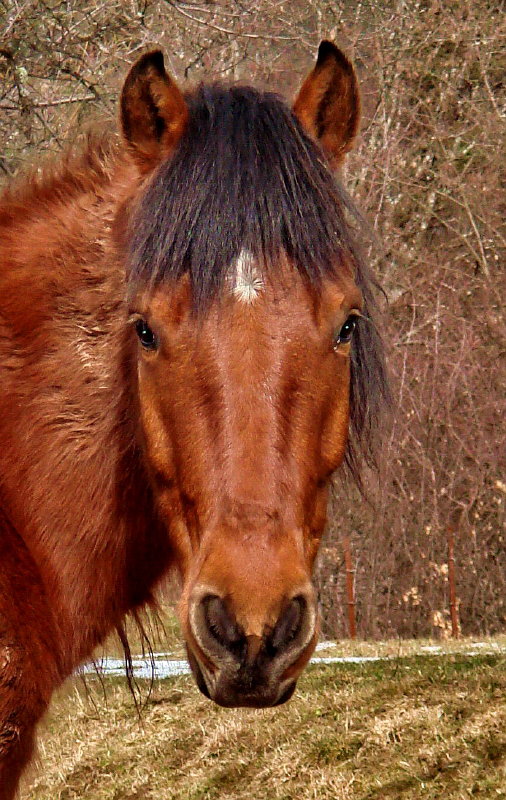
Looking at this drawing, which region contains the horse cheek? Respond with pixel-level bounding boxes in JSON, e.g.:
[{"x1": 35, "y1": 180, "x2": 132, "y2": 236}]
[{"x1": 320, "y1": 356, "x2": 351, "y2": 473}]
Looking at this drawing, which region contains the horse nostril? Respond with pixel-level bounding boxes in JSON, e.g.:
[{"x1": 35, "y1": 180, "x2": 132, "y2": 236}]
[
  {"x1": 202, "y1": 594, "x2": 243, "y2": 654},
  {"x1": 191, "y1": 590, "x2": 314, "y2": 670},
  {"x1": 268, "y1": 595, "x2": 306, "y2": 656}
]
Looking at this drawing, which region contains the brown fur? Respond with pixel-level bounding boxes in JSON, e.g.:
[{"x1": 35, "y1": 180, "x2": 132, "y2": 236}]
[{"x1": 0, "y1": 43, "x2": 379, "y2": 795}]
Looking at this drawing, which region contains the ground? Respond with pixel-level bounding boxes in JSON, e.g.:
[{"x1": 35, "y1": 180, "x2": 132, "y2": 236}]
[{"x1": 21, "y1": 619, "x2": 506, "y2": 799}]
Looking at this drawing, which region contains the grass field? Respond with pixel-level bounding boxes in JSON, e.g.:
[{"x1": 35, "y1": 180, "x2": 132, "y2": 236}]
[{"x1": 21, "y1": 624, "x2": 506, "y2": 800}]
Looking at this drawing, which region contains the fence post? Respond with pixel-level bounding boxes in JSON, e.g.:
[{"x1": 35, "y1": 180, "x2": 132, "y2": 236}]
[{"x1": 447, "y1": 525, "x2": 460, "y2": 638}]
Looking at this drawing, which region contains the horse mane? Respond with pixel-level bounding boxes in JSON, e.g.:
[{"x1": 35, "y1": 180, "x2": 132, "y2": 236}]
[
  {"x1": 127, "y1": 83, "x2": 391, "y2": 483},
  {"x1": 0, "y1": 128, "x2": 119, "y2": 218},
  {"x1": 128, "y1": 84, "x2": 360, "y2": 302}
]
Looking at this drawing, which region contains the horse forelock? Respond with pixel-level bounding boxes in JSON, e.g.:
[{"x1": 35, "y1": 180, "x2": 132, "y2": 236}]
[{"x1": 126, "y1": 84, "x2": 360, "y2": 301}]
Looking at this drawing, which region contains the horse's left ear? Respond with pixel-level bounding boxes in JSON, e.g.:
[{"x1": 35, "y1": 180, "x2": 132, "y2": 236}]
[
  {"x1": 120, "y1": 51, "x2": 188, "y2": 174},
  {"x1": 293, "y1": 41, "x2": 360, "y2": 168}
]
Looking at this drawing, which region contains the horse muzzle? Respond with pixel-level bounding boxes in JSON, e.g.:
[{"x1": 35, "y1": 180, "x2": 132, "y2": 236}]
[{"x1": 183, "y1": 586, "x2": 318, "y2": 708}]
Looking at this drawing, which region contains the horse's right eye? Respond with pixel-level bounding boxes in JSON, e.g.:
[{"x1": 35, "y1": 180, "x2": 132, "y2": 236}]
[{"x1": 135, "y1": 319, "x2": 157, "y2": 350}]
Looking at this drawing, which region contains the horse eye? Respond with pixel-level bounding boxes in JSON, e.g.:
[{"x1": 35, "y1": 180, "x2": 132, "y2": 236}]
[
  {"x1": 334, "y1": 315, "x2": 358, "y2": 347},
  {"x1": 135, "y1": 319, "x2": 157, "y2": 350}
]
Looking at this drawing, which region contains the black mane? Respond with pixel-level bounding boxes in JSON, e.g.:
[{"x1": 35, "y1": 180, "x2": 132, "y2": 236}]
[{"x1": 127, "y1": 83, "x2": 390, "y2": 481}]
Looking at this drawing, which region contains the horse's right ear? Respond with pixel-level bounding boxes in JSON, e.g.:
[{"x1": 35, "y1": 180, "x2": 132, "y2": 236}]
[{"x1": 120, "y1": 51, "x2": 188, "y2": 174}]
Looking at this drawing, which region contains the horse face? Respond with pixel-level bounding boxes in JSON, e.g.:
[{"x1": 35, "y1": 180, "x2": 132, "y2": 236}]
[
  {"x1": 131, "y1": 265, "x2": 361, "y2": 707},
  {"x1": 120, "y1": 39, "x2": 364, "y2": 707}
]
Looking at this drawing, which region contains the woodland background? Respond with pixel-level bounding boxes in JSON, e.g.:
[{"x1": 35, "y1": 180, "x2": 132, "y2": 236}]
[{"x1": 1, "y1": 0, "x2": 504, "y2": 639}]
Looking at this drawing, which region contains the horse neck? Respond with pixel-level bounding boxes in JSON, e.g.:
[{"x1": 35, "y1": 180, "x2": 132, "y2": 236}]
[{"x1": 0, "y1": 146, "x2": 172, "y2": 673}]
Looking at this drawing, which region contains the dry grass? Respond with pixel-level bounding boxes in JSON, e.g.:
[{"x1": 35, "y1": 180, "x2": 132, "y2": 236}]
[
  {"x1": 92, "y1": 607, "x2": 185, "y2": 661},
  {"x1": 314, "y1": 634, "x2": 506, "y2": 660},
  {"x1": 22, "y1": 643, "x2": 506, "y2": 799}
]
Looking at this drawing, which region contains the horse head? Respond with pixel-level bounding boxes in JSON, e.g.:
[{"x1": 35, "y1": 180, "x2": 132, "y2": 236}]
[{"x1": 118, "y1": 43, "x2": 378, "y2": 708}]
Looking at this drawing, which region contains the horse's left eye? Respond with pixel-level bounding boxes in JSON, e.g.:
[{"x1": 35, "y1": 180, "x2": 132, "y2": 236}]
[
  {"x1": 334, "y1": 315, "x2": 358, "y2": 347},
  {"x1": 135, "y1": 319, "x2": 157, "y2": 350}
]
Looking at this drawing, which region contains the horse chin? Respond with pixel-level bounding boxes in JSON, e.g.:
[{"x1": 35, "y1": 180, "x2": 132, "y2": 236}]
[{"x1": 205, "y1": 680, "x2": 298, "y2": 709}]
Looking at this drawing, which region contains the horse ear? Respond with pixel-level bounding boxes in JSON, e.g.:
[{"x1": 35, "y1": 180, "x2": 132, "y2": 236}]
[
  {"x1": 293, "y1": 41, "x2": 360, "y2": 167},
  {"x1": 120, "y1": 51, "x2": 188, "y2": 174}
]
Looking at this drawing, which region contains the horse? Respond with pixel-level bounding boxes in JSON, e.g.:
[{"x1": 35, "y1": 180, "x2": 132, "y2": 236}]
[{"x1": 0, "y1": 41, "x2": 388, "y2": 797}]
